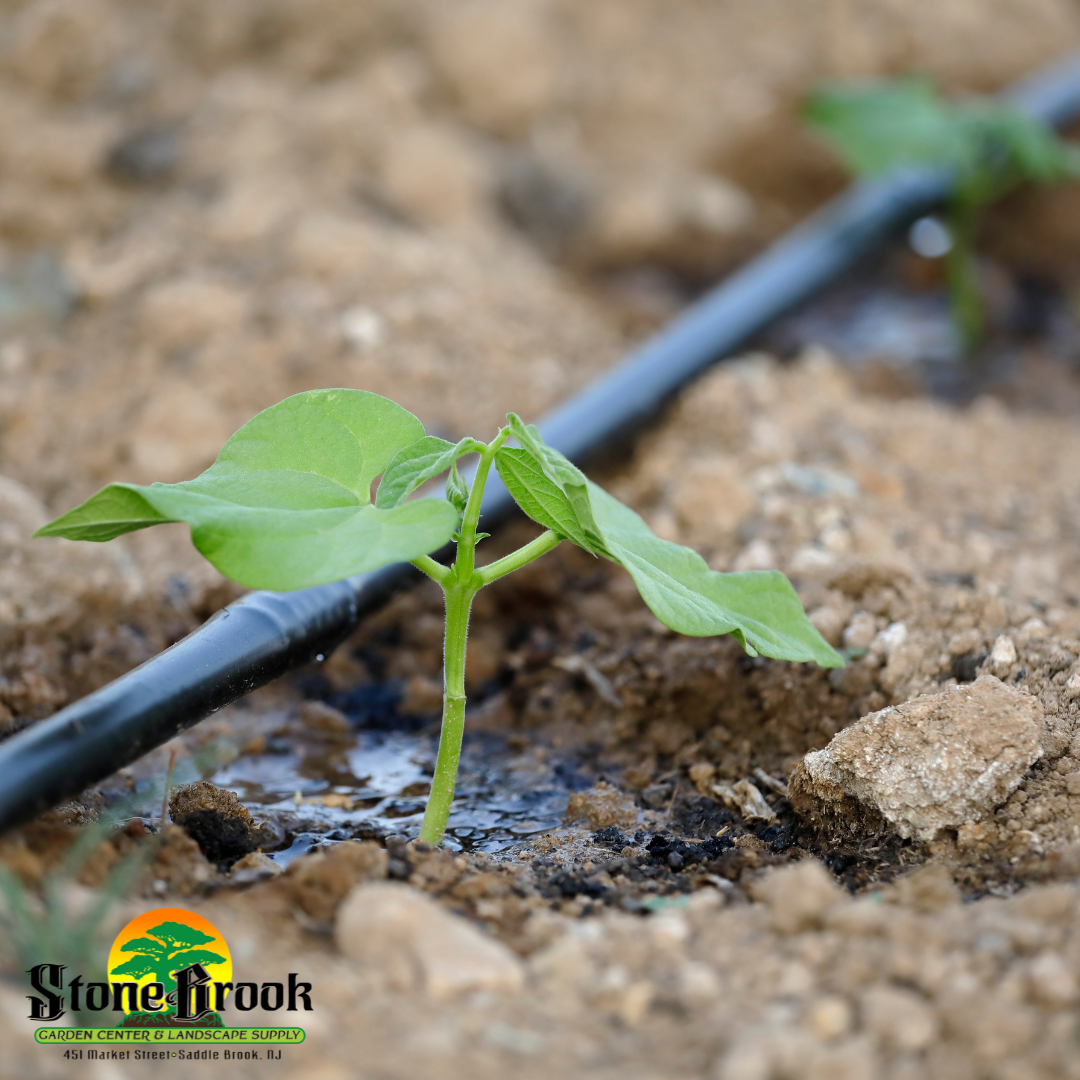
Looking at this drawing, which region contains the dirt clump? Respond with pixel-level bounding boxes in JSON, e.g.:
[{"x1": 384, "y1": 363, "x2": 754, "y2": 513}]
[
  {"x1": 336, "y1": 879, "x2": 525, "y2": 999},
  {"x1": 285, "y1": 839, "x2": 387, "y2": 925},
  {"x1": 169, "y1": 780, "x2": 264, "y2": 870},
  {"x1": 564, "y1": 780, "x2": 639, "y2": 829},
  {"x1": 790, "y1": 675, "x2": 1046, "y2": 842}
]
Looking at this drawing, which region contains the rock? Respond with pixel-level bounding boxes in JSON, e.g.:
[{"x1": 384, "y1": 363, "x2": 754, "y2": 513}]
[
  {"x1": 589, "y1": 170, "x2": 754, "y2": 265},
  {"x1": 710, "y1": 779, "x2": 777, "y2": 823},
  {"x1": 808, "y1": 604, "x2": 845, "y2": 646},
  {"x1": 229, "y1": 851, "x2": 283, "y2": 884},
  {"x1": 497, "y1": 147, "x2": 593, "y2": 252},
  {"x1": 860, "y1": 985, "x2": 939, "y2": 1051},
  {"x1": 138, "y1": 276, "x2": 248, "y2": 351},
  {"x1": 789, "y1": 676, "x2": 1044, "y2": 842},
  {"x1": 1017, "y1": 617, "x2": 1050, "y2": 643},
  {"x1": 298, "y1": 700, "x2": 353, "y2": 739},
  {"x1": 805, "y1": 995, "x2": 853, "y2": 1039},
  {"x1": 287, "y1": 213, "x2": 376, "y2": 279},
  {"x1": 750, "y1": 861, "x2": 843, "y2": 934},
  {"x1": 990, "y1": 634, "x2": 1018, "y2": 674},
  {"x1": 842, "y1": 611, "x2": 877, "y2": 651},
  {"x1": 336, "y1": 881, "x2": 524, "y2": 999},
  {"x1": 427, "y1": 0, "x2": 557, "y2": 136},
  {"x1": 105, "y1": 124, "x2": 182, "y2": 183},
  {"x1": 827, "y1": 557, "x2": 912, "y2": 599},
  {"x1": 1064, "y1": 673, "x2": 1080, "y2": 701},
  {"x1": 375, "y1": 123, "x2": 485, "y2": 226}
]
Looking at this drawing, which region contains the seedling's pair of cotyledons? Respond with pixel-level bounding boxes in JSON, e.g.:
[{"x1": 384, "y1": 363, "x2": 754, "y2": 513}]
[{"x1": 38, "y1": 390, "x2": 842, "y2": 844}]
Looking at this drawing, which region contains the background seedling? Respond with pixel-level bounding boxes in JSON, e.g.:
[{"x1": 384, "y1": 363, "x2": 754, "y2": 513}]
[
  {"x1": 804, "y1": 76, "x2": 1080, "y2": 352},
  {"x1": 37, "y1": 390, "x2": 842, "y2": 845}
]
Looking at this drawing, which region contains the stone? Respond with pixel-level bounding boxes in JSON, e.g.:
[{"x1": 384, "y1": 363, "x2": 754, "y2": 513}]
[
  {"x1": 842, "y1": 611, "x2": 877, "y2": 651},
  {"x1": 336, "y1": 881, "x2": 524, "y2": 999},
  {"x1": 1064, "y1": 672, "x2": 1080, "y2": 701},
  {"x1": 805, "y1": 995, "x2": 853, "y2": 1040},
  {"x1": 789, "y1": 676, "x2": 1044, "y2": 842},
  {"x1": 105, "y1": 124, "x2": 182, "y2": 183},
  {"x1": 808, "y1": 604, "x2": 845, "y2": 646},
  {"x1": 229, "y1": 851, "x2": 283, "y2": 884},
  {"x1": 427, "y1": 0, "x2": 557, "y2": 136},
  {"x1": 860, "y1": 985, "x2": 939, "y2": 1051},
  {"x1": 375, "y1": 123, "x2": 485, "y2": 226},
  {"x1": 990, "y1": 635, "x2": 1018, "y2": 673},
  {"x1": 710, "y1": 779, "x2": 777, "y2": 823},
  {"x1": 138, "y1": 276, "x2": 248, "y2": 351},
  {"x1": 298, "y1": 700, "x2": 352, "y2": 738}
]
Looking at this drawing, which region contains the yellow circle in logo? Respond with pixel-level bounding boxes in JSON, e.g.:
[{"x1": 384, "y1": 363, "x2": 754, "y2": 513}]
[{"x1": 107, "y1": 908, "x2": 233, "y2": 1015}]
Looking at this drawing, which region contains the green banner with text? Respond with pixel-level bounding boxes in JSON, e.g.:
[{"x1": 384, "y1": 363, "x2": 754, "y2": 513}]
[{"x1": 36, "y1": 1028, "x2": 305, "y2": 1045}]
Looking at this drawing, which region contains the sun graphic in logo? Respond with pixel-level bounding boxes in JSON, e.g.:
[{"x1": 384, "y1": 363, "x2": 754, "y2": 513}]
[{"x1": 107, "y1": 908, "x2": 232, "y2": 1019}]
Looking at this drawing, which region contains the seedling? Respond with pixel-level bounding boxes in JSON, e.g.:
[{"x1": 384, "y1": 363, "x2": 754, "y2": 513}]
[
  {"x1": 37, "y1": 390, "x2": 842, "y2": 844},
  {"x1": 805, "y1": 77, "x2": 1080, "y2": 351}
]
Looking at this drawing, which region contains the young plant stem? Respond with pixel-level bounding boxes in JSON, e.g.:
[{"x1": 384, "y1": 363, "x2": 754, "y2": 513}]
[
  {"x1": 945, "y1": 197, "x2": 984, "y2": 358},
  {"x1": 416, "y1": 428, "x2": 561, "y2": 845},
  {"x1": 420, "y1": 581, "x2": 473, "y2": 845}
]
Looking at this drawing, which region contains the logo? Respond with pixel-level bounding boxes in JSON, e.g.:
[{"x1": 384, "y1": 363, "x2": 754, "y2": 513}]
[
  {"x1": 27, "y1": 908, "x2": 310, "y2": 1052},
  {"x1": 107, "y1": 909, "x2": 233, "y2": 1028}
]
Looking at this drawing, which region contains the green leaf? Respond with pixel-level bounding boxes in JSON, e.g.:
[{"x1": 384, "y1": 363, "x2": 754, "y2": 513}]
[
  {"x1": 446, "y1": 462, "x2": 469, "y2": 515},
  {"x1": 805, "y1": 76, "x2": 1080, "y2": 199},
  {"x1": 587, "y1": 482, "x2": 844, "y2": 668},
  {"x1": 495, "y1": 447, "x2": 607, "y2": 555},
  {"x1": 35, "y1": 389, "x2": 459, "y2": 591},
  {"x1": 957, "y1": 102, "x2": 1080, "y2": 193},
  {"x1": 804, "y1": 77, "x2": 959, "y2": 176},
  {"x1": 375, "y1": 436, "x2": 485, "y2": 509},
  {"x1": 499, "y1": 415, "x2": 606, "y2": 554}
]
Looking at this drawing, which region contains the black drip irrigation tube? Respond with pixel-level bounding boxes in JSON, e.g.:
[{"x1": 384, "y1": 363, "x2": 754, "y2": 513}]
[{"x1": 4, "y1": 54, "x2": 1080, "y2": 834}]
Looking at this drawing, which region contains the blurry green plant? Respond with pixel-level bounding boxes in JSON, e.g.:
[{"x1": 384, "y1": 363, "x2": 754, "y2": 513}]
[
  {"x1": 804, "y1": 76, "x2": 1080, "y2": 351},
  {"x1": 0, "y1": 814, "x2": 152, "y2": 1025},
  {"x1": 0, "y1": 747, "x2": 225, "y2": 1024},
  {"x1": 36, "y1": 390, "x2": 843, "y2": 845}
]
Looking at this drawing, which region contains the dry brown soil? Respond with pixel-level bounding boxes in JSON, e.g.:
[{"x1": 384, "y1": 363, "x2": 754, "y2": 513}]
[{"x1": 6, "y1": 3, "x2": 1080, "y2": 1079}]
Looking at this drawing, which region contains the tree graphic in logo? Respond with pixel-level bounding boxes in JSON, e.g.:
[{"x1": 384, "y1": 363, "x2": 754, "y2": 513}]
[
  {"x1": 109, "y1": 919, "x2": 229, "y2": 1027},
  {"x1": 111, "y1": 921, "x2": 227, "y2": 986}
]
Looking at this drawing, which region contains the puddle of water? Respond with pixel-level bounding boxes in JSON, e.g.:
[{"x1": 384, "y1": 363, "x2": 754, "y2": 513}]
[{"x1": 210, "y1": 728, "x2": 573, "y2": 858}]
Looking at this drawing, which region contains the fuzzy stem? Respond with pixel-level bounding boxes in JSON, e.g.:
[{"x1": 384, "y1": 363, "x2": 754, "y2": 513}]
[
  {"x1": 418, "y1": 580, "x2": 474, "y2": 845},
  {"x1": 411, "y1": 553, "x2": 451, "y2": 586},
  {"x1": 477, "y1": 529, "x2": 561, "y2": 586}
]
